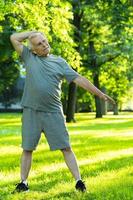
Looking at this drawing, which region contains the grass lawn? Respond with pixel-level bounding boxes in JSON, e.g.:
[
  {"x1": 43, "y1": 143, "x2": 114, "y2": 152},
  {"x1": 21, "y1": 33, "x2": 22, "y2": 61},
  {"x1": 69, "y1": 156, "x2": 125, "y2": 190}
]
[{"x1": 0, "y1": 112, "x2": 133, "y2": 200}]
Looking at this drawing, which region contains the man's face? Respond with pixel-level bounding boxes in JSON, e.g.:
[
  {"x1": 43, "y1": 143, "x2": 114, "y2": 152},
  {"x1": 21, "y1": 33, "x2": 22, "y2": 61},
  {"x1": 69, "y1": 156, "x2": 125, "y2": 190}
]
[{"x1": 30, "y1": 34, "x2": 50, "y2": 57}]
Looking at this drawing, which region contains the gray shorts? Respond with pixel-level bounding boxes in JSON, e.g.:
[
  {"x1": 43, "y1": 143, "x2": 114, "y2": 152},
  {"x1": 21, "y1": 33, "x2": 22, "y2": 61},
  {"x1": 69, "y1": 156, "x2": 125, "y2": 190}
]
[{"x1": 21, "y1": 107, "x2": 71, "y2": 151}]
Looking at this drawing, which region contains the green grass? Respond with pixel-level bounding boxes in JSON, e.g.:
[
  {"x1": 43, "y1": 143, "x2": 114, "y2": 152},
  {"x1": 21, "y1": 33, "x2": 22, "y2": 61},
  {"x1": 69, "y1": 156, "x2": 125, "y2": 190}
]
[{"x1": 0, "y1": 112, "x2": 133, "y2": 200}]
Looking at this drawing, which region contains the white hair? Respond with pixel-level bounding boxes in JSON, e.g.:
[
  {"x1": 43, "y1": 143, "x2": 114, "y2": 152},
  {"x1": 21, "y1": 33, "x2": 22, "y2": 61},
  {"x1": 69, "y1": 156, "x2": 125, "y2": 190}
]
[{"x1": 28, "y1": 32, "x2": 45, "y2": 50}]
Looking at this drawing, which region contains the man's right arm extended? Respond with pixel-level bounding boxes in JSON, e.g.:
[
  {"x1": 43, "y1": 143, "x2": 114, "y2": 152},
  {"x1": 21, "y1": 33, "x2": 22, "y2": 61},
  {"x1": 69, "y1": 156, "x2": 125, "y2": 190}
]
[{"x1": 10, "y1": 31, "x2": 37, "y2": 55}]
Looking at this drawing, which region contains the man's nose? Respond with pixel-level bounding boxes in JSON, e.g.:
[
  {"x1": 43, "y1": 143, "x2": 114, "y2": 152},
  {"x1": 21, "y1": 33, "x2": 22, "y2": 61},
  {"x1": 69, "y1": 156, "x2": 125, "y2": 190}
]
[{"x1": 42, "y1": 42, "x2": 45, "y2": 46}]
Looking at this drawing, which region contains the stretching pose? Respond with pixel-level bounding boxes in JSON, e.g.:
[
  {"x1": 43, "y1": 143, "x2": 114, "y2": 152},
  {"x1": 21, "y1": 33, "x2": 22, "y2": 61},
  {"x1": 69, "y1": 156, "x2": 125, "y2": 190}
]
[{"x1": 10, "y1": 31, "x2": 115, "y2": 193}]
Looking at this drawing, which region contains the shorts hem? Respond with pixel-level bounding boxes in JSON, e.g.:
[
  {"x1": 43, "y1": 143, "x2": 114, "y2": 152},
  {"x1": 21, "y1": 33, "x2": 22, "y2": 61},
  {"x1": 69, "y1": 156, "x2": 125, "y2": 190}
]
[
  {"x1": 50, "y1": 145, "x2": 71, "y2": 151},
  {"x1": 22, "y1": 146, "x2": 36, "y2": 151}
]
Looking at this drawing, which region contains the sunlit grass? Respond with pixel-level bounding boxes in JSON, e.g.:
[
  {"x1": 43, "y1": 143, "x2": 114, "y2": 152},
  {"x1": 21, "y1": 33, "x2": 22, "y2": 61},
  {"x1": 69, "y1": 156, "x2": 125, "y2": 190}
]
[{"x1": 0, "y1": 112, "x2": 133, "y2": 200}]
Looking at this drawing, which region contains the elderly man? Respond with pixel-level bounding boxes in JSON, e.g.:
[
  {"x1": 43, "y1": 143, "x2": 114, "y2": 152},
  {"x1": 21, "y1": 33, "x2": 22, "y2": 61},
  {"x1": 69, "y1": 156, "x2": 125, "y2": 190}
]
[{"x1": 10, "y1": 31, "x2": 115, "y2": 193}]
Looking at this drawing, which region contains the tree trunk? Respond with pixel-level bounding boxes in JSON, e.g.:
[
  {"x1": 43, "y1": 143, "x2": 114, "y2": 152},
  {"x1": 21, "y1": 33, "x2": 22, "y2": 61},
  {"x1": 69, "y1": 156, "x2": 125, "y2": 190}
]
[
  {"x1": 62, "y1": 95, "x2": 67, "y2": 115},
  {"x1": 93, "y1": 72, "x2": 103, "y2": 118},
  {"x1": 89, "y1": 39, "x2": 103, "y2": 118},
  {"x1": 101, "y1": 87, "x2": 107, "y2": 115},
  {"x1": 66, "y1": 82, "x2": 77, "y2": 122},
  {"x1": 101, "y1": 99, "x2": 107, "y2": 115},
  {"x1": 113, "y1": 102, "x2": 119, "y2": 115},
  {"x1": 66, "y1": 1, "x2": 82, "y2": 122}
]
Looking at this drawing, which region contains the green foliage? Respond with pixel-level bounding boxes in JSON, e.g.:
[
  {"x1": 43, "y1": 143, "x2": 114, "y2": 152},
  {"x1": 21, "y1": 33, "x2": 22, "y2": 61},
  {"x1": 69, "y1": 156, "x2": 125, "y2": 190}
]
[
  {"x1": 0, "y1": 17, "x2": 19, "y2": 96},
  {"x1": 0, "y1": 0, "x2": 5, "y2": 23},
  {"x1": 100, "y1": 58, "x2": 129, "y2": 104},
  {"x1": 71, "y1": 0, "x2": 133, "y2": 110}
]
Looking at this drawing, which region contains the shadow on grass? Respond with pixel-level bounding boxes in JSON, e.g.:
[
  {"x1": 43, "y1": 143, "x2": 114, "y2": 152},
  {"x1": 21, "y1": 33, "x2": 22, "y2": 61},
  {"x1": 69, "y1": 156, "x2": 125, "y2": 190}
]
[
  {"x1": 71, "y1": 135, "x2": 133, "y2": 159},
  {"x1": 0, "y1": 127, "x2": 21, "y2": 136},
  {"x1": 26, "y1": 155, "x2": 133, "y2": 200},
  {"x1": 81, "y1": 155, "x2": 133, "y2": 178},
  {"x1": 0, "y1": 113, "x2": 133, "y2": 199},
  {"x1": 0, "y1": 136, "x2": 21, "y2": 146},
  {"x1": 0, "y1": 113, "x2": 21, "y2": 118},
  {"x1": 68, "y1": 120, "x2": 133, "y2": 131},
  {"x1": 45, "y1": 191, "x2": 97, "y2": 200},
  {"x1": 0, "y1": 133, "x2": 133, "y2": 171},
  {"x1": 0, "y1": 121, "x2": 21, "y2": 127},
  {"x1": 0, "y1": 154, "x2": 133, "y2": 200},
  {"x1": 0, "y1": 147, "x2": 60, "y2": 171},
  {"x1": 5, "y1": 155, "x2": 133, "y2": 187},
  {"x1": 75, "y1": 115, "x2": 133, "y2": 121},
  {"x1": 44, "y1": 184, "x2": 132, "y2": 200}
]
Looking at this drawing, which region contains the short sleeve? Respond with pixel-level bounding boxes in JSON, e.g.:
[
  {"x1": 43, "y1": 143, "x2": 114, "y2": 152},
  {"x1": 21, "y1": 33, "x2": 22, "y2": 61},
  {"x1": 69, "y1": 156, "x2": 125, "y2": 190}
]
[
  {"x1": 62, "y1": 59, "x2": 79, "y2": 83},
  {"x1": 21, "y1": 46, "x2": 31, "y2": 63}
]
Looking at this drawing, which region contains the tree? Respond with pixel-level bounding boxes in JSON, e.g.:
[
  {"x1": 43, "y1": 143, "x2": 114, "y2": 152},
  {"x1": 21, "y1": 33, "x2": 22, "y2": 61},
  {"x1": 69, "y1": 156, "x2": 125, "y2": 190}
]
[
  {"x1": 0, "y1": 13, "x2": 20, "y2": 107},
  {"x1": 67, "y1": 0, "x2": 133, "y2": 119}
]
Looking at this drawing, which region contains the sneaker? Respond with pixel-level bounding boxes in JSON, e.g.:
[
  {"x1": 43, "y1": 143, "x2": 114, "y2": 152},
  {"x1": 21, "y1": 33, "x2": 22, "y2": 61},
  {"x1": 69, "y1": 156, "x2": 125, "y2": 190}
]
[
  {"x1": 13, "y1": 182, "x2": 29, "y2": 193},
  {"x1": 75, "y1": 180, "x2": 86, "y2": 192}
]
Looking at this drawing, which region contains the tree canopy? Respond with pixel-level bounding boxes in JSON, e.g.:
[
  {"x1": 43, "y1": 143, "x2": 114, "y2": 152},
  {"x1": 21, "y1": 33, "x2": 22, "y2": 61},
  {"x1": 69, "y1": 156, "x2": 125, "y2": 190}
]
[
  {"x1": 69, "y1": 0, "x2": 133, "y2": 117},
  {"x1": 0, "y1": 0, "x2": 133, "y2": 116}
]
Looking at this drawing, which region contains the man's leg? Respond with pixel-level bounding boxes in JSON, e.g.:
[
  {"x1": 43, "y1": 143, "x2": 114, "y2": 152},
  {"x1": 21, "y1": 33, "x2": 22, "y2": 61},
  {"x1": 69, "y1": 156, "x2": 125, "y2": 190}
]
[
  {"x1": 61, "y1": 147, "x2": 81, "y2": 181},
  {"x1": 21, "y1": 150, "x2": 33, "y2": 182},
  {"x1": 61, "y1": 147, "x2": 86, "y2": 192},
  {"x1": 13, "y1": 150, "x2": 33, "y2": 193}
]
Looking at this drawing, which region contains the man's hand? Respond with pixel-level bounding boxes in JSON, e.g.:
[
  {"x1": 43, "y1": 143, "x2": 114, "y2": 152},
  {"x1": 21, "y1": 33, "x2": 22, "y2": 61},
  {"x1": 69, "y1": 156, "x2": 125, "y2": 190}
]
[
  {"x1": 100, "y1": 94, "x2": 115, "y2": 105},
  {"x1": 73, "y1": 75, "x2": 115, "y2": 105}
]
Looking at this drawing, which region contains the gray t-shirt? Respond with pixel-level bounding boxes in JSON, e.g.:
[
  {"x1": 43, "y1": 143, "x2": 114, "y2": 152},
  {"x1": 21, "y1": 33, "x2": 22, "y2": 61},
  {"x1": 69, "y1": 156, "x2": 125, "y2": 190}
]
[{"x1": 21, "y1": 46, "x2": 79, "y2": 112}]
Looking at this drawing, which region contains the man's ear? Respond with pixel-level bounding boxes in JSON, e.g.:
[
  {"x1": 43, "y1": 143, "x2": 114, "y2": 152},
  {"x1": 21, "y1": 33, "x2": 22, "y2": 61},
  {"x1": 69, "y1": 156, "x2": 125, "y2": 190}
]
[{"x1": 32, "y1": 49, "x2": 37, "y2": 54}]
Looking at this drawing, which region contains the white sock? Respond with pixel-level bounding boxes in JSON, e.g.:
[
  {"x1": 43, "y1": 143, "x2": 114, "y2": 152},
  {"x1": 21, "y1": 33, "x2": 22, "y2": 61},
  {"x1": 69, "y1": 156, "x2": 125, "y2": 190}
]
[
  {"x1": 76, "y1": 179, "x2": 82, "y2": 183},
  {"x1": 22, "y1": 180, "x2": 28, "y2": 185}
]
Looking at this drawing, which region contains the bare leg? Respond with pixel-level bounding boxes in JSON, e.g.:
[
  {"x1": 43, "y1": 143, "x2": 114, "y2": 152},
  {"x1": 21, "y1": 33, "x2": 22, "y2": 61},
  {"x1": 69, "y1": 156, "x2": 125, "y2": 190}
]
[
  {"x1": 61, "y1": 147, "x2": 81, "y2": 181},
  {"x1": 21, "y1": 150, "x2": 33, "y2": 182}
]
